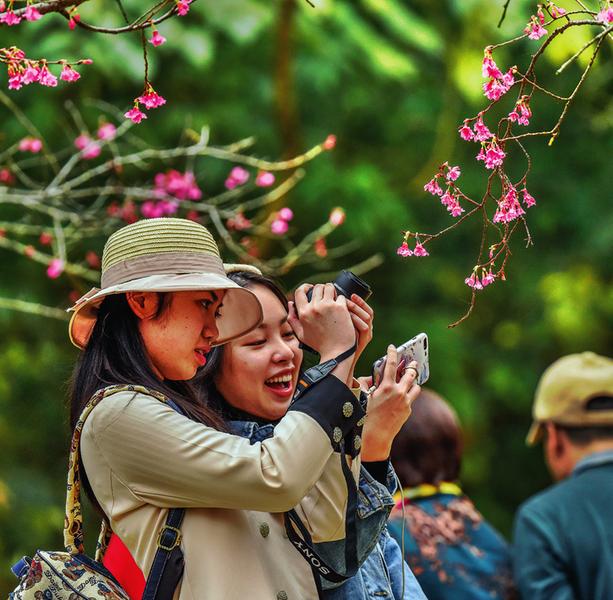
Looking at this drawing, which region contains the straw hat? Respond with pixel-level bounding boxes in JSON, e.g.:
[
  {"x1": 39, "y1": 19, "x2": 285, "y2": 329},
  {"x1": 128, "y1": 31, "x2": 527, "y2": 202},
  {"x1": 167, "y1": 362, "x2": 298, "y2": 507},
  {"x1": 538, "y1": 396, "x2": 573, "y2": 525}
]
[{"x1": 68, "y1": 218, "x2": 263, "y2": 349}]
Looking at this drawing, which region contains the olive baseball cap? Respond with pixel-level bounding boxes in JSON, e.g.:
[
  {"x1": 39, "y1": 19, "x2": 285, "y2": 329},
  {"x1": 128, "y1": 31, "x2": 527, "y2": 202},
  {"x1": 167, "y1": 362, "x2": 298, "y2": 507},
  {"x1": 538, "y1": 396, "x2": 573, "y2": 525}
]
[{"x1": 526, "y1": 352, "x2": 613, "y2": 445}]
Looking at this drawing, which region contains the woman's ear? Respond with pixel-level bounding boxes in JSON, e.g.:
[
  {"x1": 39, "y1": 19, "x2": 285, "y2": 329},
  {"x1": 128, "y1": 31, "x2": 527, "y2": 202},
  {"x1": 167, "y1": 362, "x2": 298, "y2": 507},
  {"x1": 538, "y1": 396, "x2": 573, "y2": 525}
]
[{"x1": 126, "y1": 291, "x2": 160, "y2": 320}]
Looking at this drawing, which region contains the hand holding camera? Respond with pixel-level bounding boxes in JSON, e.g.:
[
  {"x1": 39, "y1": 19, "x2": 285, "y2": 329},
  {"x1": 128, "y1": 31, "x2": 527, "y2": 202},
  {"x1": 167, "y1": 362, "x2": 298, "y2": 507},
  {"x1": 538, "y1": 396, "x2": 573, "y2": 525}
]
[{"x1": 288, "y1": 283, "x2": 356, "y2": 362}]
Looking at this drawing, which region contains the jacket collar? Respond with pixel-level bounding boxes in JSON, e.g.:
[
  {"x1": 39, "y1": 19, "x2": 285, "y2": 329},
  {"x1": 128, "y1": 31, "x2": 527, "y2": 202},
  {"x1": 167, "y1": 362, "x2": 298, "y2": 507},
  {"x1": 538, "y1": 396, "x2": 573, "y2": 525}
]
[{"x1": 572, "y1": 449, "x2": 613, "y2": 476}]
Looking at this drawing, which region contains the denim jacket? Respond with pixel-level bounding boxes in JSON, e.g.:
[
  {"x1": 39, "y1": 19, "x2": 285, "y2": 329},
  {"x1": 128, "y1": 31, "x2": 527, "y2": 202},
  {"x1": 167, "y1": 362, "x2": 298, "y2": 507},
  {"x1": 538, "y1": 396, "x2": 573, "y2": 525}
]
[{"x1": 228, "y1": 419, "x2": 426, "y2": 599}]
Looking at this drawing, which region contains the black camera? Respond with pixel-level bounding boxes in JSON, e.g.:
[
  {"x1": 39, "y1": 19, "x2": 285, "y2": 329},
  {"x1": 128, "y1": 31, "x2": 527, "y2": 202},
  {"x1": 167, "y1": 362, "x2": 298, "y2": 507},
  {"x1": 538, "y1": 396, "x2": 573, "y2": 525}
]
[{"x1": 305, "y1": 270, "x2": 372, "y2": 303}]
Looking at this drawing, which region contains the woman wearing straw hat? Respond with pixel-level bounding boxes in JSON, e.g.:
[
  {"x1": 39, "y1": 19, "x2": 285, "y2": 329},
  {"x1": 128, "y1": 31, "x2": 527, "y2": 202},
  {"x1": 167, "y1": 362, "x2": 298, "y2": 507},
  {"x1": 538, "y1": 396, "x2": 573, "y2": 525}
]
[{"x1": 68, "y1": 218, "x2": 367, "y2": 599}]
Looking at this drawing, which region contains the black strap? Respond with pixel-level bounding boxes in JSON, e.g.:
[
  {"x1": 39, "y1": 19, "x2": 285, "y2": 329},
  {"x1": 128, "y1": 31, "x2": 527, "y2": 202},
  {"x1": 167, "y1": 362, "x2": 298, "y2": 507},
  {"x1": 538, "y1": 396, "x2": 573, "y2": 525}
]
[
  {"x1": 141, "y1": 398, "x2": 186, "y2": 600},
  {"x1": 283, "y1": 439, "x2": 359, "y2": 584},
  {"x1": 293, "y1": 343, "x2": 357, "y2": 401},
  {"x1": 142, "y1": 508, "x2": 185, "y2": 600}
]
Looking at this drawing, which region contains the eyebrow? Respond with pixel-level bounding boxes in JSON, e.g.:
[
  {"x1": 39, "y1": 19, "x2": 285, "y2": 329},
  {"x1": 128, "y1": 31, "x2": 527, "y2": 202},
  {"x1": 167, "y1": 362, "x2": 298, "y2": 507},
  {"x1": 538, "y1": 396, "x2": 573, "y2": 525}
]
[
  {"x1": 254, "y1": 316, "x2": 289, "y2": 331},
  {"x1": 205, "y1": 291, "x2": 219, "y2": 302}
]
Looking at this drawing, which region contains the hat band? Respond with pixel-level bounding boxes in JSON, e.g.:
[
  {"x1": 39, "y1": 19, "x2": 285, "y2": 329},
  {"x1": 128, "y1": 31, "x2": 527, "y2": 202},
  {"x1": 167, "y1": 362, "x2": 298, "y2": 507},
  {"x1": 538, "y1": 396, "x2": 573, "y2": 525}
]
[{"x1": 101, "y1": 252, "x2": 226, "y2": 288}]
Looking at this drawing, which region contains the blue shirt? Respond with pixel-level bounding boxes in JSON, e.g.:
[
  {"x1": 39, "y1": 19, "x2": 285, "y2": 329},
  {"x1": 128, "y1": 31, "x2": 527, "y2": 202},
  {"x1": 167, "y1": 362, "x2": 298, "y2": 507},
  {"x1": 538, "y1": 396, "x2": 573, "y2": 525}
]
[
  {"x1": 513, "y1": 449, "x2": 613, "y2": 600},
  {"x1": 388, "y1": 490, "x2": 515, "y2": 600}
]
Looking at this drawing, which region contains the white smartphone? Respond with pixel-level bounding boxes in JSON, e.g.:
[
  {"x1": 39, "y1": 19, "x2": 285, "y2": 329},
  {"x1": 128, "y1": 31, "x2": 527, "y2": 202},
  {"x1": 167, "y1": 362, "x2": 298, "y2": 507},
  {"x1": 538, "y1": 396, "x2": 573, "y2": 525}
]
[{"x1": 371, "y1": 332, "x2": 429, "y2": 387}]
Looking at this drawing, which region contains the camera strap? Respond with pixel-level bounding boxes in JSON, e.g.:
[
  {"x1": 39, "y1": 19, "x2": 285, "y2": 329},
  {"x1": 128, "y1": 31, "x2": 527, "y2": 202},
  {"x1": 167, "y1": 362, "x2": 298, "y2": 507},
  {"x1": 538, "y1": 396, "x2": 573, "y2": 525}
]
[
  {"x1": 293, "y1": 343, "x2": 357, "y2": 401},
  {"x1": 284, "y1": 437, "x2": 359, "y2": 584}
]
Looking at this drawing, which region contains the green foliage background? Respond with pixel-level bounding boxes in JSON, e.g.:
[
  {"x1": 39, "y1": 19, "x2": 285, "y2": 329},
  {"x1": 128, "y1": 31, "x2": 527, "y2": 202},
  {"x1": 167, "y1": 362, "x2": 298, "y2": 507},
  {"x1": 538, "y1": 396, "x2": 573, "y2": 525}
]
[{"x1": 0, "y1": 0, "x2": 611, "y2": 592}]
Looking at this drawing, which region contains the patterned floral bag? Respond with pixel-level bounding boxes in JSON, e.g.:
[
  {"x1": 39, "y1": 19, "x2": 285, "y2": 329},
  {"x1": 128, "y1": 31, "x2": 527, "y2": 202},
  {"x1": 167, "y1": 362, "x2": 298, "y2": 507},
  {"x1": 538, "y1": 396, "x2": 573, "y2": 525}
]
[{"x1": 9, "y1": 385, "x2": 146, "y2": 600}]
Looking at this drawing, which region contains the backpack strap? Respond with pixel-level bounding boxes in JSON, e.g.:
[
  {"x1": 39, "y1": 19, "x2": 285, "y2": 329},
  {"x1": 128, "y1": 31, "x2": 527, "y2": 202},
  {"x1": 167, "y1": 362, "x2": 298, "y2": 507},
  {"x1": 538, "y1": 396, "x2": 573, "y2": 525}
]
[{"x1": 66, "y1": 385, "x2": 186, "y2": 600}]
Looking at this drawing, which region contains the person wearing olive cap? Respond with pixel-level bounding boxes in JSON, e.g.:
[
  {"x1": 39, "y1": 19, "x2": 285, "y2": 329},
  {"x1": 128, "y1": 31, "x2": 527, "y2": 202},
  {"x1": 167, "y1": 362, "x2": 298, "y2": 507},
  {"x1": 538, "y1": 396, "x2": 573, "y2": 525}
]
[{"x1": 513, "y1": 352, "x2": 613, "y2": 600}]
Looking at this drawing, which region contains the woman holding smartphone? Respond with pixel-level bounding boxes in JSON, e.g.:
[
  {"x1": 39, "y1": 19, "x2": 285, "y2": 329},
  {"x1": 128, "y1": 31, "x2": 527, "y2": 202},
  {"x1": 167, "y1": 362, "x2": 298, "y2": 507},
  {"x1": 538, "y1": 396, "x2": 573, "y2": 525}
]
[
  {"x1": 70, "y1": 218, "x2": 366, "y2": 599},
  {"x1": 198, "y1": 268, "x2": 427, "y2": 599}
]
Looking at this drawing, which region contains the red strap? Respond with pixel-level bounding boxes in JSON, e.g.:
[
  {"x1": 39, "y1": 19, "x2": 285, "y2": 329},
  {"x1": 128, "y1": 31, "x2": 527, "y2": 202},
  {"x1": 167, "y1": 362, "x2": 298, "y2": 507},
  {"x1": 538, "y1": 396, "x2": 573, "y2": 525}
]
[{"x1": 103, "y1": 533, "x2": 146, "y2": 600}]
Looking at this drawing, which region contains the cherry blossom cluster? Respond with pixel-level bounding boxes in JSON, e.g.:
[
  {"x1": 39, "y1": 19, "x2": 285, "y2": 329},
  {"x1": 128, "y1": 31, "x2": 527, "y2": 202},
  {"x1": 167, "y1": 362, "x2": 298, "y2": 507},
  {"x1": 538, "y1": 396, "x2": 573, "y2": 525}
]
[
  {"x1": 1, "y1": 46, "x2": 91, "y2": 90},
  {"x1": 397, "y1": 1, "x2": 610, "y2": 324},
  {"x1": 0, "y1": 1, "x2": 42, "y2": 26},
  {"x1": 1, "y1": 0, "x2": 199, "y2": 126},
  {"x1": 270, "y1": 208, "x2": 294, "y2": 235}
]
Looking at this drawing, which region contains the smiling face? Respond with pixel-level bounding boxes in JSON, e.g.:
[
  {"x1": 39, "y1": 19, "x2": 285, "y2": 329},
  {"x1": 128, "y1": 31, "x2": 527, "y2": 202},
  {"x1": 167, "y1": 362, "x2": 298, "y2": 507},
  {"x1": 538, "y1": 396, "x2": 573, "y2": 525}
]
[
  {"x1": 215, "y1": 283, "x2": 303, "y2": 421},
  {"x1": 138, "y1": 290, "x2": 224, "y2": 381}
]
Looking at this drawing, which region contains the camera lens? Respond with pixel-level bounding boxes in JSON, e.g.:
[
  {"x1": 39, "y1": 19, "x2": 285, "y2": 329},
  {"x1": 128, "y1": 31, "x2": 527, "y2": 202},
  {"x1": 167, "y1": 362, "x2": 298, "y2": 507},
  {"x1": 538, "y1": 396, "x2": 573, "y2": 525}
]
[{"x1": 333, "y1": 271, "x2": 372, "y2": 301}]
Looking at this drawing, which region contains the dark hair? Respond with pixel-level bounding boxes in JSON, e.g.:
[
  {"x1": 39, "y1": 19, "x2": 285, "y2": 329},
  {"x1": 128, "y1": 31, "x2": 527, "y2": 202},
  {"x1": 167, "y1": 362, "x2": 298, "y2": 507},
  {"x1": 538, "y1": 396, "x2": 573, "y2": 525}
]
[
  {"x1": 556, "y1": 424, "x2": 613, "y2": 446},
  {"x1": 70, "y1": 293, "x2": 227, "y2": 431},
  {"x1": 390, "y1": 388, "x2": 462, "y2": 487},
  {"x1": 197, "y1": 271, "x2": 289, "y2": 411}
]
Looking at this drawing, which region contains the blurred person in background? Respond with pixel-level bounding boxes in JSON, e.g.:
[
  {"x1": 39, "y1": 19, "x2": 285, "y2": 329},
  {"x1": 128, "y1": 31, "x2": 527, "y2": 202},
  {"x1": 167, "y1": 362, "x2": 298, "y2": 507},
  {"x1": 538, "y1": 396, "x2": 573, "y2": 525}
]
[
  {"x1": 513, "y1": 352, "x2": 613, "y2": 600},
  {"x1": 388, "y1": 389, "x2": 516, "y2": 600}
]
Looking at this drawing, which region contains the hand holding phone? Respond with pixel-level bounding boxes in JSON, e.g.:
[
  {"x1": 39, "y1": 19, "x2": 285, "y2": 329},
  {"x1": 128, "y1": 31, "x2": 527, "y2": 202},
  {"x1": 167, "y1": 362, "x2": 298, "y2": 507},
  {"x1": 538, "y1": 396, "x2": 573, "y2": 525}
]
[{"x1": 371, "y1": 332, "x2": 429, "y2": 387}]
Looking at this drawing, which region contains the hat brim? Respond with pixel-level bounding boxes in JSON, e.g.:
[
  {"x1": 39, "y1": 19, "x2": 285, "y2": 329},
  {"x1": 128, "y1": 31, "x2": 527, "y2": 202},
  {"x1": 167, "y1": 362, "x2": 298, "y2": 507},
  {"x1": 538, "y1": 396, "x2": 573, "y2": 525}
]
[
  {"x1": 68, "y1": 273, "x2": 263, "y2": 350},
  {"x1": 526, "y1": 421, "x2": 544, "y2": 446}
]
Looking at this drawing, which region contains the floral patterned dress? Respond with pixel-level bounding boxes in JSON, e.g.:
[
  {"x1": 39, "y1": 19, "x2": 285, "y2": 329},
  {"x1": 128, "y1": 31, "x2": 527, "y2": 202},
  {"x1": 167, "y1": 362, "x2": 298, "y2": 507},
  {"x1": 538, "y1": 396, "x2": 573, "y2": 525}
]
[{"x1": 387, "y1": 484, "x2": 517, "y2": 600}]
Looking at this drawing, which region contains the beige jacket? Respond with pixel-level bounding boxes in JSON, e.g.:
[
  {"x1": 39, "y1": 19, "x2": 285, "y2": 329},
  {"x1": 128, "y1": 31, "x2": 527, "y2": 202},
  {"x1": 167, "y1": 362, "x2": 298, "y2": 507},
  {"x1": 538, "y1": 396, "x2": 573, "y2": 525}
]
[{"x1": 81, "y1": 381, "x2": 364, "y2": 599}]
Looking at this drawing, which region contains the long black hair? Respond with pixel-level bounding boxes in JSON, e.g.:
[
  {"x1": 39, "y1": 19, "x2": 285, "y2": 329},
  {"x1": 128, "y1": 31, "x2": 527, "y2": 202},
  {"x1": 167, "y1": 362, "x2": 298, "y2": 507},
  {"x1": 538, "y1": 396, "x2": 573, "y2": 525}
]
[{"x1": 70, "y1": 293, "x2": 227, "y2": 432}]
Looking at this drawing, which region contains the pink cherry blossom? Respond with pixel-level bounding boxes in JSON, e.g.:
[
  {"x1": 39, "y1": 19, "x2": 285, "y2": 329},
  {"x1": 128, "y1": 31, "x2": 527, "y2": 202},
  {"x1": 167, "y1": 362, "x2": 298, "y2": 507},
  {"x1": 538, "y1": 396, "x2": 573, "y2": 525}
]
[
  {"x1": 278, "y1": 207, "x2": 294, "y2": 222},
  {"x1": 448, "y1": 202, "x2": 465, "y2": 217},
  {"x1": 464, "y1": 272, "x2": 483, "y2": 290},
  {"x1": 473, "y1": 117, "x2": 493, "y2": 141},
  {"x1": 440, "y1": 190, "x2": 455, "y2": 207},
  {"x1": 481, "y1": 270, "x2": 496, "y2": 286},
  {"x1": 0, "y1": 10, "x2": 21, "y2": 25},
  {"x1": 226, "y1": 212, "x2": 252, "y2": 231},
  {"x1": 97, "y1": 123, "x2": 117, "y2": 141},
  {"x1": 482, "y1": 54, "x2": 503, "y2": 79},
  {"x1": 138, "y1": 91, "x2": 166, "y2": 109},
  {"x1": 150, "y1": 30, "x2": 167, "y2": 46},
  {"x1": 255, "y1": 171, "x2": 275, "y2": 187},
  {"x1": 38, "y1": 66, "x2": 58, "y2": 87},
  {"x1": 522, "y1": 188, "x2": 536, "y2": 208},
  {"x1": 154, "y1": 169, "x2": 202, "y2": 200},
  {"x1": 396, "y1": 242, "x2": 413, "y2": 257},
  {"x1": 483, "y1": 78, "x2": 507, "y2": 101},
  {"x1": 483, "y1": 142, "x2": 506, "y2": 170},
  {"x1": 124, "y1": 106, "x2": 147, "y2": 124},
  {"x1": 18, "y1": 137, "x2": 43, "y2": 153},
  {"x1": 549, "y1": 3, "x2": 567, "y2": 18},
  {"x1": 24, "y1": 5, "x2": 42, "y2": 21},
  {"x1": 225, "y1": 166, "x2": 250, "y2": 190},
  {"x1": 46, "y1": 258, "x2": 64, "y2": 279},
  {"x1": 60, "y1": 65, "x2": 80, "y2": 82},
  {"x1": 596, "y1": 7, "x2": 613, "y2": 23},
  {"x1": 329, "y1": 207, "x2": 346, "y2": 226},
  {"x1": 81, "y1": 142, "x2": 101, "y2": 160},
  {"x1": 493, "y1": 186, "x2": 525, "y2": 223},
  {"x1": 176, "y1": 0, "x2": 191, "y2": 16},
  {"x1": 524, "y1": 18, "x2": 547, "y2": 40},
  {"x1": 22, "y1": 65, "x2": 40, "y2": 84},
  {"x1": 74, "y1": 134, "x2": 91, "y2": 150},
  {"x1": 537, "y1": 7, "x2": 546, "y2": 25},
  {"x1": 446, "y1": 165, "x2": 461, "y2": 181},
  {"x1": 8, "y1": 74, "x2": 23, "y2": 90},
  {"x1": 413, "y1": 242, "x2": 429, "y2": 257},
  {"x1": 459, "y1": 123, "x2": 474, "y2": 141},
  {"x1": 141, "y1": 199, "x2": 179, "y2": 218},
  {"x1": 270, "y1": 219, "x2": 289, "y2": 235},
  {"x1": 424, "y1": 177, "x2": 443, "y2": 196},
  {"x1": 68, "y1": 14, "x2": 80, "y2": 30}
]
